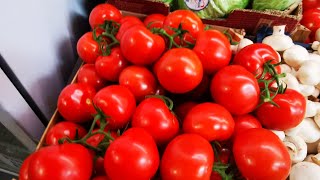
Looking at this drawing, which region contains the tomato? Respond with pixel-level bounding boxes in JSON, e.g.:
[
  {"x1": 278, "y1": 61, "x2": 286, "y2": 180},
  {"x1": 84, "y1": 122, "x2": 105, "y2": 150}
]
[
  {"x1": 155, "y1": 85, "x2": 167, "y2": 96},
  {"x1": 94, "y1": 156, "x2": 106, "y2": 176},
  {"x1": 233, "y1": 128, "x2": 291, "y2": 180},
  {"x1": 233, "y1": 43, "x2": 281, "y2": 78},
  {"x1": 105, "y1": 128, "x2": 159, "y2": 180},
  {"x1": 182, "y1": 74, "x2": 210, "y2": 101},
  {"x1": 301, "y1": 8, "x2": 320, "y2": 41},
  {"x1": 163, "y1": 10, "x2": 203, "y2": 45},
  {"x1": 120, "y1": 26, "x2": 165, "y2": 65},
  {"x1": 119, "y1": 66, "x2": 157, "y2": 102},
  {"x1": 95, "y1": 47, "x2": 129, "y2": 82},
  {"x1": 93, "y1": 85, "x2": 136, "y2": 129},
  {"x1": 155, "y1": 48, "x2": 203, "y2": 93},
  {"x1": 303, "y1": 0, "x2": 320, "y2": 11},
  {"x1": 174, "y1": 101, "x2": 197, "y2": 122},
  {"x1": 210, "y1": 65, "x2": 260, "y2": 115},
  {"x1": 193, "y1": 30, "x2": 232, "y2": 74},
  {"x1": 19, "y1": 153, "x2": 34, "y2": 180},
  {"x1": 255, "y1": 89, "x2": 306, "y2": 130},
  {"x1": 57, "y1": 83, "x2": 96, "y2": 123},
  {"x1": 86, "y1": 129, "x2": 118, "y2": 147},
  {"x1": 116, "y1": 16, "x2": 144, "y2": 40},
  {"x1": 144, "y1": 14, "x2": 166, "y2": 29},
  {"x1": 28, "y1": 144, "x2": 93, "y2": 180},
  {"x1": 183, "y1": 103, "x2": 234, "y2": 141},
  {"x1": 132, "y1": 97, "x2": 179, "y2": 145},
  {"x1": 232, "y1": 114, "x2": 262, "y2": 139},
  {"x1": 77, "y1": 64, "x2": 107, "y2": 91},
  {"x1": 89, "y1": 3, "x2": 122, "y2": 28},
  {"x1": 160, "y1": 134, "x2": 214, "y2": 180},
  {"x1": 92, "y1": 176, "x2": 110, "y2": 180},
  {"x1": 77, "y1": 32, "x2": 100, "y2": 64},
  {"x1": 45, "y1": 122, "x2": 87, "y2": 145}
]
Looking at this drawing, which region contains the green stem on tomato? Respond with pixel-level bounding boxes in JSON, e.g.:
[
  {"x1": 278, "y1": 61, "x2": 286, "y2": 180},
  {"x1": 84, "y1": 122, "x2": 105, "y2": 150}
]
[{"x1": 145, "y1": 95, "x2": 174, "y2": 110}]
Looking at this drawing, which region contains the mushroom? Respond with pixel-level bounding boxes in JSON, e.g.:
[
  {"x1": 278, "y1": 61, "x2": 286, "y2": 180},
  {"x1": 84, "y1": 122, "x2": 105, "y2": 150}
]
[
  {"x1": 283, "y1": 136, "x2": 307, "y2": 163},
  {"x1": 296, "y1": 60, "x2": 320, "y2": 86},
  {"x1": 296, "y1": 118, "x2": 320, "y2": 143},
  {"x1": 299, "y1": 84, "x2": 315, "y2": 97},
  {"x1": 270, "y1": 130, "x2": 285, "y2": 141},
  {"x1": 311, "y1": 41, "x2": 320, "y2": 51},
  {"x1": 316, "y1": 28, "x2": 320, "y2": 42},
  {"x1": 262, "y1": 25, "x2": 294, "y2": 51},
  {"x1": 314, "y1": 113, "x2": 320, "y2": 129},
  {"x1": 290, "y1": 162, "x2": 320, "y2": 180},
  {"x1": 307, "y1": 139, "x2": 320, "y2": 154},
  {"x1": 279, "y1": 73, "x2": 300, "y2": 92},
  {"x1": 311, "y1": 153, "x2": 320, "y2": 165},
  {"x1": 283, "y1": 45, "x2": 310, "y2": 69},
  {"x1": 231, "y1": 38, "x2": 253, "y2": 54},
  {"x1": 305, "y1": 100, "x2": 318, "y2": 118},
  {"x1": 280, "y1": 64, "x2": 292, "y2": 73},
  {"x1": 304, "y1": 154, "x2": 316, "y2": 162},
  {"x1": 311, "y1": 88, "x2": 320, "y2": 98},
  {"x1": 309, "y1": 53, "x2": 320, "y2": 62},
  {"x1": 285, "y1": 123, "x2": 302, "y2": 137}
]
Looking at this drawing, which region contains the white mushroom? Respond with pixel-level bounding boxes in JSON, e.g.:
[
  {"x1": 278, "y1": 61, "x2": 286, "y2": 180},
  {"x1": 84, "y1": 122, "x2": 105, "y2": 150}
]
[
  {"x1": 314, "y1": 113, "x2": 320, "y2": 129},
  {"x1": 307, "y1": 139, "x2": 320, "y2": 154},
  {"x1": 305, "y1": 100, "x2": 318, "y2": 118},
  {"x1": 299, "y1": 84, "x2": 315, "y2": 97},
  {"x1": 316, "y1": 28, "x2": 320, "y2": 42},
  {"x1": 279, "y1": 73, "x2": 300, "y2": 92},
  {"x1": 290, "y1": 162, "x2": 320, "y2": 180},
  {"x1": 309, "y1": 53, "x2": 320, "y2": 62},
  {"x1": 231, "y1": 38, "x2": 253, "y2": 54},
  {"x1": 270, "y1": 130, "x2": 285, "y2": 141},
  {"x1": 280, "y1": 64, "x2": 292, "y2": 73},
  {"x1": 262, "y1": 25, "x2": 294, "y2": 51},
  {"x1": 311, "y1": 153, "x2": 320, "y2": 165},
  {"x1": 283, "y1": 136, "x2": 307, "y2": 163},
  {"x1": 311, "y1": 88, "x2": 320, "y2": 98},
  {"x1": 296, "y1": 60, "x2": 320, "y2": 86},
  {"x1": 283, "y1": 45, "x2": 310, "y2": 69},
  {"x1": 285, "y1": 124, "x2": 302, "y2": 137},
  {"x1": 304, "y1": 154, "x2": 316, "y2": 163},
  {"x1": 311, "y1": 41, "x2": 320, "y2": 51},
  {"x1": 297, "y1": 118, "x2": 320, "y2": 143}
]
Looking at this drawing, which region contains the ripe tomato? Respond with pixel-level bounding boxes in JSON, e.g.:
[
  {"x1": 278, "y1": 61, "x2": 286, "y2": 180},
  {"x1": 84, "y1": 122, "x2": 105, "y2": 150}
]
[
  {"x1": 45, "y1": 122, "x2": 87, "y2": 145},
  {"x1": 303, "y1": 0, "x2": 320, "y2": 11},
  {"x1": 28, "y1": 144, "x2": 93, "y2": 180},
  {"x1": 119, "y1": 66, "x2": 157, "y2": 102},
  {"x1": 132, "y1": 97, "x2": 179, "y2": 145},
  {"x1": 232, "y1": 114, "x2": 262, "y2": 139},
  {"x1": 160, "y1": 134, "x2": 214, "y2": 180},
  {"x1": 211, "y1": 65, "x2": 260, "y2": 115},
  {"x1": 183, "y1": 103, "x2": 234, "y2": 141},
  {"x1": 120, "y1": 26, "x2": 165, "y2": 65},
  {"x1": 193, "y1": 30, "x2": 231, "y2": 74},
  {"x1": 92, "y1": 176, "x2": 110, "y2": 180},
  {"x1": 233, "y1": 43, "x2": 280, "y2": 78},
  {"x1": 301, "y1": 8, "x2": 320, "y2": 41},
  {"x1": 255, "y1": 89, "x2": 306, "y2": 130},
  {"x1": 233, "y1": 128, "x2": 291, "y2": 180},
  {"x1": 116, "y1": 16, "x2": 144, "y2": 40},
  {"x1": 77, "y1": 64, "x2": 107, "y2": 91},
  {"x1": 19, "y1": 153, "x2": 34, "y2": 180},
  {"x1": 174, "y1": 101, "x2": 198, "y2": 122},
  {"x1": 105, "y1": 128, "x2": 159, "y2": 180},
  {"x1": 89, "y1": 3, "x2": 122, "y2": 28},
  {"x1": 93, "y1": 85, "x2": 136, "y2": 129},
  {"x1": 155, "y1": 48, "x2": 203, "y2": 93},
  {"x1": 95, "y1": 47, "x2": 129, "y2": 82},
  {"x1": 86, "y1": 129, "x2": 118, "y2": 147},
  {"x1": 144, "y1": 14, "x2": 166, "y2": 29},
  {"x1": 57, "y1": 83, "x2": 96, "y2": 123},
  {"x1": 77, "y1": 32, "x2": 100, "y2": 64}
]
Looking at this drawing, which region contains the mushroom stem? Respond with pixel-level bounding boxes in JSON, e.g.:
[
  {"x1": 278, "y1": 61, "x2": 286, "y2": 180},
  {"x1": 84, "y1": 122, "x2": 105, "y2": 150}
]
[{"x1": 283, "y1": 136, "x2": 307, "y2": 163}]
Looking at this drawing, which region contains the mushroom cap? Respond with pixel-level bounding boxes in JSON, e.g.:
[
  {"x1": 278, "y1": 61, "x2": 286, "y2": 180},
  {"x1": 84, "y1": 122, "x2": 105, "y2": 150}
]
[
  {"x1": 283, "y1": 45, "x2": 309, "y2": 69},
  {"x1": 290, "y1": 162, "x2": 320, "y2": 180}
]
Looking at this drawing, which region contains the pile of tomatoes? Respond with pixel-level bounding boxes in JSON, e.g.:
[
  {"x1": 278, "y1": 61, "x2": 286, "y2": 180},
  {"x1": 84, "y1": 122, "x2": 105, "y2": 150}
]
[{"x1": 19, "y1": 3, "x2": 307, "y2": 180}]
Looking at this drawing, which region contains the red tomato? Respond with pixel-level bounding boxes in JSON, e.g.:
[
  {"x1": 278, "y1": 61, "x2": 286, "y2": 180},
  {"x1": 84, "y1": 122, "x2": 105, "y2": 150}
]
[
  {"x1": 77, "y1": 32, "x2": 100, "y2": 64},
  {"x1": 116, "y1": 16, "x2": 144, "y2": 40},
  {"x1": 77, "y1": 64, "x2": 107, "y2": 91},
  {"x1": 183, "y1": 74, "x2": 210, "y2": 101},
  {"x1": 183, "y1": 103, "x2": 234, "y2": 141},
  {"x1": 193, "y1": 30, "x2": 231, "y2": 74},
  {"x1": 210, "y1": 65, "x2": 260, "y2": 115},
  {"x1": 255, "y1": 89, "x2": 306, "y2": 130},
  {"x1": 132, "y1": 97, "x2": 179, "y2": 145},
  {"x1": 19, "y1": 153, "x2": 34, "y2": 180},
  {"x1": 233, "y1": 43, "x2": 281, "y2": 78},
  {"x1": 119, "y1": 66, "x2": 157, "y2": 102},
  {"x1": 163, "y1": 10, "x2": 203, "y2": 45},
  {"x1": 57, "y1": 83, "x2": 96, "y2": 123},
  {"x1": 45, "y1": 122, "x2": 87, "y2": 145},
  {"x1": 89, "y1": 3, "x2": 122, "y2": 28},
  {"x1": 95, "y1": 47, "x2": 129, "y2": 82},
  {"x1": 144, "y1": 14, "x2": 166, "y2": 29},
  {"x1": 120, "y1": 26, "x2": 165, "y2": 65},
  {"x1": 28, "y1": 144, "x2": 93, "y2": 180},
  {"x1": 303, "y1": 0, "x2": 320, "y2": 11},
  {"x1": 92, "y1": 176, "x2": 110, "y2": 180},
  {"x1": 94, "y1": 156, "x2": 106, "y2": 176},
  {"x1": 174, "y1": 101, "x2": 198, "y2": 122},
  {"x1": 233, "y1": 128, "x2": 291, "y2": 180},
  {"x1": 93, "y1": 85, "x2": 136, "y2": 129},
  {"x1": 160, "y1": 134, "x2": 214, "y2": 180},
  {"x1": 155, "y1": 48, "x2": 203, "y2": 93},
  {"x1": 301, "y1": 8, "x2": 320, "y2": 41},
  {"x1": 86, "y1": 129, "x2": 118, "y2": 147},
  {"x1": 232, "y1": 114, "x2": 262, "y2": 139},
  {"x1": 105, "y1": 128, "x2": 159, "y2": 180}
]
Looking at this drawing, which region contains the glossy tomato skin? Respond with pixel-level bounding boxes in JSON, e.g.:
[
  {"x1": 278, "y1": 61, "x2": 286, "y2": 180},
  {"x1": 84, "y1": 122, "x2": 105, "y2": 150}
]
[
  {"x1": 92, "y1": 176, "x2": 110, "y2": 180},
  {"x1": 93, "y1": 156, "x2": 106, "y2": 176},
  {"x1": 58, "y1": 83, "x2": 96, "y2": 123},
  {"x1": 160, "y1": 134, "x2": 214, "y2": 180},
  {"x1": 233, "y1": 128, "x2": 291, "y2": 180},
  {"x1": 155, "y1": 48, "x2": 203, "y2": 93},
  {"x1": 93, "y1": 85, "x2": 136, "y2": 129},
  {"x1": 232, "y1": 114, "x2": 262, "y2": 139},
  {"x1": 77, "y1": 32, "x2": 100, "y2": 64},
  {"x1": 105, "y1": 128, "x2": 159, "y2": 180},
  {"x1": 193, "y1": 30, "x2": 231, "y2": 74},
  {"x1": 183, "y1": 103, "x2": 234, "y2": 141},
  {"x1": 174, "y1": 101, "x2": 198, "y2": 122},
  {"x1": 19, "y1": 153, "x2": 34, "y2": 180},
  {"x1": 89, "y1": 3, "x2": 122, "y2": 28},
  {"x1": 144, "y1": 14, "x2": 166, "y2": 29},
  {"x1": 77, "y1": 64, "x2": 106, "y2": 91},
  {"x1": 132, "y1": 97, "x2": 179, "y2": 145},
  {"x1": 45, "y1": 122, "x2": 87, "y2": 145},
  {"x1": 121, "y1": 26, "x2": 165, "y2": 65},
  {"x1": 116, "y1": 16, "x2": 144, "y2": 40},
  {"x1": 95, "y1": 47, "x2": 129, "y2": 82},
  {"x1": 303, "y1": 0, "x2": 320, "y2": 11},
  {"x1": 211, "y1": 65, "x2": 260, "y2": 115},
  {"x1": 255, "y1": 89, "x2": 306, "y2": 130},
  {"x1": 301, "y1": 8, "x2": 320, "y2": 40},
  {"x1": 119, "y1": 66, "x2": 157, "y2": 102},
  {"x1": 28, "y1": 144, "x2": 93, "y2": 180},
  {"x1": 233, "y1": 43, "x2": 280, "y2": 77}
]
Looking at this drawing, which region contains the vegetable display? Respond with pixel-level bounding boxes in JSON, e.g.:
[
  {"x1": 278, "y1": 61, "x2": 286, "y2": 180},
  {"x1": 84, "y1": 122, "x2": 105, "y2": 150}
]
[{"x1": 19, "y1": 2, "x2": 320, "y2": 180}]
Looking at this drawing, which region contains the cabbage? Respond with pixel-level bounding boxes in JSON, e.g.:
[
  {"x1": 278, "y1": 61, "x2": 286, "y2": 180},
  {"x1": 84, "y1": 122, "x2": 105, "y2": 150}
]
[
  {"x1": 176, "y1": 0, "x2": 249, "y2": 19},
  {"x1": 252, "y1": 0, "x2": 296, "y2": 11}
]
